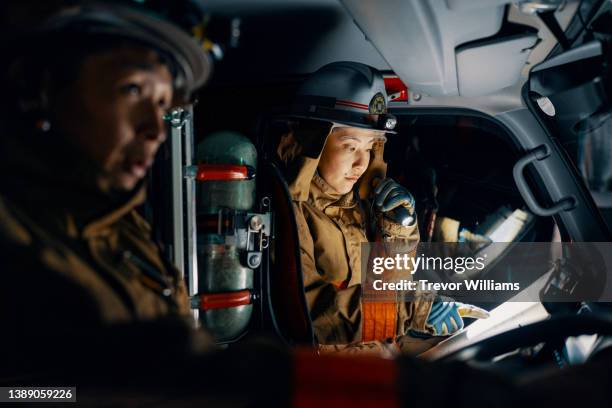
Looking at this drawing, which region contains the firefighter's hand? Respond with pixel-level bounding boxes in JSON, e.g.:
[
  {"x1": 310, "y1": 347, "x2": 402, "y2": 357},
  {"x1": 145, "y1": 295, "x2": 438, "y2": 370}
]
[
  {"x1": 413, "y1": 301, "x2": 490, "y2": 337},
  {"x1": 373, "y1": 178, "x2": 416, "y2": 226}
]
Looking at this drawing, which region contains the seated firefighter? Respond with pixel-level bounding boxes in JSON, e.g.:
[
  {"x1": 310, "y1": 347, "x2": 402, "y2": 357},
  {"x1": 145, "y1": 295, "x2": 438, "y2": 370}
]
[
  {"x1": 0, "y1": 1, "x2": 219, "y2": 375},
  {"x1": 0, "y1": 3, "x2": 410, "y2": 402},
  {"x1": 277, "y1": 62, "x2": 488, "y2": 351}
]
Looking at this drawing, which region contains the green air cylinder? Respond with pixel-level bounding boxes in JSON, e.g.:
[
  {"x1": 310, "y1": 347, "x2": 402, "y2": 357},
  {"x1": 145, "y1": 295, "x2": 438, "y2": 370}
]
[{"x1": 195, "y1": 131, "x2": 257, "y2": 342}]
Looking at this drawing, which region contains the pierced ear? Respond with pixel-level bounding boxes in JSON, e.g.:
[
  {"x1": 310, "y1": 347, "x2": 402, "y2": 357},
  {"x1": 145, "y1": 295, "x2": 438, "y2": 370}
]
[
  {"x1": 9, "y1": 57, "x2": 52, "y2": 115},
  {"x1": 38, "y1": 70, "x2": 53, "y2": 112},
  {"x1": 17, "y1": 91, "x2": 49, "y2": 114}
]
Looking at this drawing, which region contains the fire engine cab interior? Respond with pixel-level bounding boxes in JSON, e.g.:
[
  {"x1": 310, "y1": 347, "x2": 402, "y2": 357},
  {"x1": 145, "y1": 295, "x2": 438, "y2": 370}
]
[{"x1": 142, "y1": 0, "x2": 612, "y2": 377}]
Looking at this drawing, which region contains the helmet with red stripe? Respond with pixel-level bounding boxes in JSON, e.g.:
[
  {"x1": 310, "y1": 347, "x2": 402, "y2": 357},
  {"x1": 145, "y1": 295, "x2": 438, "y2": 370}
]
[{"x1": 290, "y1": 61, "x2": 397, "y2": 133}]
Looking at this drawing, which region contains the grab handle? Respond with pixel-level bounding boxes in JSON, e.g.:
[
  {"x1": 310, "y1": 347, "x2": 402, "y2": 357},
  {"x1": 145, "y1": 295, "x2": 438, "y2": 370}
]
[{"x1": 513, "y1": 144, "x2": 576, "y2": 217}]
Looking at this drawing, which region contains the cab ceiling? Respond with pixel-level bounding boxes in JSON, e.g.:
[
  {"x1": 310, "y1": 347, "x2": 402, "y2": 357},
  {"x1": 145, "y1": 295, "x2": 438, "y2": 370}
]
[
  {"x1": 198, "y1": 0, "x2": 390, "y2": 82},
  {"x1": 199, "y1": 0, "x2": 575, "y2": 98},
  {"x1": 340, "y1": 0, "x2": 542, "y2": 97}
]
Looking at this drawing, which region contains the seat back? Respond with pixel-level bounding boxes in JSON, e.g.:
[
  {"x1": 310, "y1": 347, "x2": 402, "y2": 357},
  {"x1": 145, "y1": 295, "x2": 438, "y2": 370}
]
[{"x1": 261, "y1": 160, "x2": 315, "y2": 345}]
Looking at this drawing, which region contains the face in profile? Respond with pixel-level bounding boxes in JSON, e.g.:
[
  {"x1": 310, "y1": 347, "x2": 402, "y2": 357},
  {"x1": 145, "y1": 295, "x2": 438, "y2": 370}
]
[
  {"x1": 318, "y1": 126, "x2": 383, "y2": 195},
  {"x1": 54, "y1": 45, "x2": 174, "y2": 192}
]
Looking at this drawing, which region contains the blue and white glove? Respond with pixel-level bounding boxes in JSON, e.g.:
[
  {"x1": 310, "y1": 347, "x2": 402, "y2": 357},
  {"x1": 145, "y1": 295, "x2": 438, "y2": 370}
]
[
  {"x1": 373, "y1": 178, "x2": 416, "y2": 226},
  {"x1": 413, "y1": 301, "x2": 490, "y2": 337}
]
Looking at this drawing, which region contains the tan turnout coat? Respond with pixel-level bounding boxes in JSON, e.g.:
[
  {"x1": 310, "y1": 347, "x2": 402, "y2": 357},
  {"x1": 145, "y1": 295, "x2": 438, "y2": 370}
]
[
  {"x1": 0, "y1": 134, "x2": 192, "y2": 346},
  {"x1": 276, "y1": 121, "x2": 433, "y2": 346}
]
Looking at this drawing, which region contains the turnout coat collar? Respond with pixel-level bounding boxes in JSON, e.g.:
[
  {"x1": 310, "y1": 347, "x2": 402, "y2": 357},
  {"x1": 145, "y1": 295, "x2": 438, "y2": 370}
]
[{"x1": 0, "y1": 129, "x2": 190, "y2": 326}]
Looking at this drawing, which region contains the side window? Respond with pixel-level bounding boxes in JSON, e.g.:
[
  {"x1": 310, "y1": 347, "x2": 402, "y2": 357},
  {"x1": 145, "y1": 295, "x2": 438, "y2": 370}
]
[
  {"x1": 574, "y1": 119, "x2": 612, "y2": 231},
  {"x1": 385, "y1": 114, "x2": 556, "y2": 243}
]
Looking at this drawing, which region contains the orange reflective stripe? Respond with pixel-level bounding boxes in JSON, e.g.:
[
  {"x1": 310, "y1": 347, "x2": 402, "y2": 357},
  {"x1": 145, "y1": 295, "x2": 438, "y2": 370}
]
[{"x1": 362, "y1": 301, "x2": 397, "y2": 342}]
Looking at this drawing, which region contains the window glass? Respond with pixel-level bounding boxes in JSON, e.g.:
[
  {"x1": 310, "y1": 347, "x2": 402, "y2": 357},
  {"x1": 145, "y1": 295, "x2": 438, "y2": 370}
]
[
  {"x1": 561, "y1": 116, "x2": 612, "y2": 231},
  {"x1": 385, "y1": 113, "x2": 556, "y2": 243}
]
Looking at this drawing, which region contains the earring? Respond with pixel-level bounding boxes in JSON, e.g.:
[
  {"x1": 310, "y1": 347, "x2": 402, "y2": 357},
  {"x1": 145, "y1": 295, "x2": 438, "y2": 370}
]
[{"x1": 34, "y1": 118, "x2": 51, "y2": 132}]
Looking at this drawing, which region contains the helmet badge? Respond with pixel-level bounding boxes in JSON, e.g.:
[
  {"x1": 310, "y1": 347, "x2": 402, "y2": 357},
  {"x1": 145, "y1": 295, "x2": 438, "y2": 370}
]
[{"x1": 369, "y1": 93, "x2": 387, "y2": 114}]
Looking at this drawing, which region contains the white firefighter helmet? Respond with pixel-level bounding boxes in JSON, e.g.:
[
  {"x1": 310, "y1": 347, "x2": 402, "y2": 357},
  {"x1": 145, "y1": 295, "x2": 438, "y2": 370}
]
[{"x1": 290, "y1": 61, "x2": 397, "y2": 133}]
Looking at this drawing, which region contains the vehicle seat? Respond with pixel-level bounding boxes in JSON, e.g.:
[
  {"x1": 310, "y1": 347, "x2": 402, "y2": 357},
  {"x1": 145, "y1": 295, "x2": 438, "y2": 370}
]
[{"x1": 260, "y1": 160, "x2": 315, "y2": 346}]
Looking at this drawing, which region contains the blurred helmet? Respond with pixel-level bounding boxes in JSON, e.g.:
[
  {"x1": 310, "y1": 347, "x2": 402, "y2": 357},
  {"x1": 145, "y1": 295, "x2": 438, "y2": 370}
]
[
  {"x1": 290, "y1": 61, "x2": 397, "y2": 133},
  {"x1": 13, "y1": 0, "x2": 212, "y2": 101}
]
